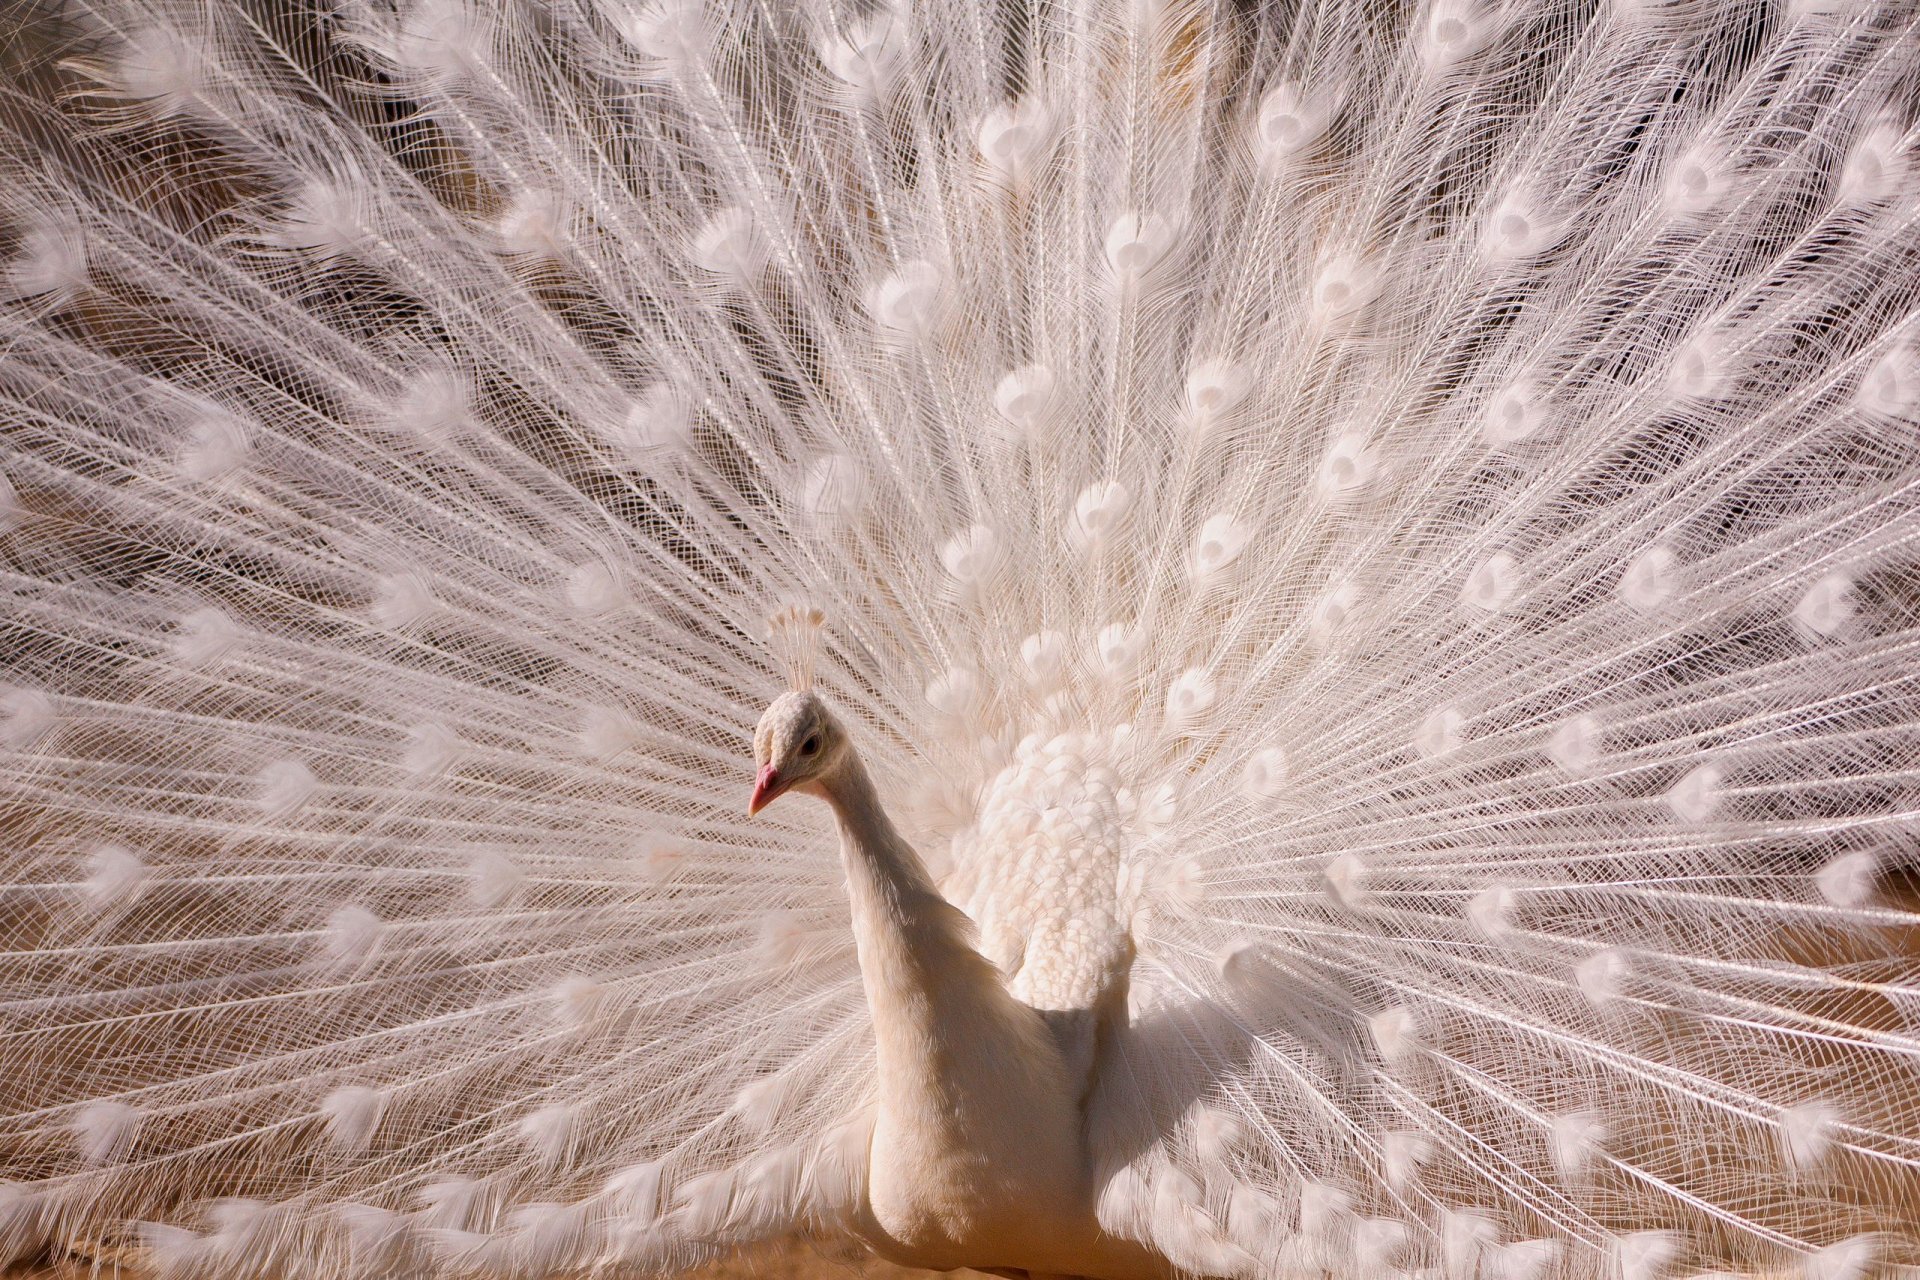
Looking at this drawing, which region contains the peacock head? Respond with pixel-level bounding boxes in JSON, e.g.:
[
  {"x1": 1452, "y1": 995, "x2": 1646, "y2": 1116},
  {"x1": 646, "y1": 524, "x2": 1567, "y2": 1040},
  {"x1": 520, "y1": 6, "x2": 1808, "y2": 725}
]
[{"x1": 749, "y1": 689, "x2": 846, "y2": 815}]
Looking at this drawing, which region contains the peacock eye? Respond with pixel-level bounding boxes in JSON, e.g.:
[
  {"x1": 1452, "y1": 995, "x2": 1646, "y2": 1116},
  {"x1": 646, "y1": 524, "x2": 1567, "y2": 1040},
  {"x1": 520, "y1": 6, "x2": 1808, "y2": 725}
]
[{"x1": 801, "y1": 733, "x2": 821, "y2": 756}]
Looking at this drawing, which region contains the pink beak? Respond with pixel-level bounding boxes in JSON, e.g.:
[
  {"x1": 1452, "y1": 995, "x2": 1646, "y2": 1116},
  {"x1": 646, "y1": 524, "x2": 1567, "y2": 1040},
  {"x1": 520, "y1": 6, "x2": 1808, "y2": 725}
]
[{"x1": 748, "y1": 764, "x2": 781, "y2": 816}]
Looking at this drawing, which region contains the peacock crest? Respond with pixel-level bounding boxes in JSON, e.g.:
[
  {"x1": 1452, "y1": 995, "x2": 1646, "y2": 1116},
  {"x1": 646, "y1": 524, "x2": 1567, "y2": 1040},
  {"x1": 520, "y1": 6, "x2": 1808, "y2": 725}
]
[{"x1": 766, "y1": 604, "x2": 828, "y2": 692}]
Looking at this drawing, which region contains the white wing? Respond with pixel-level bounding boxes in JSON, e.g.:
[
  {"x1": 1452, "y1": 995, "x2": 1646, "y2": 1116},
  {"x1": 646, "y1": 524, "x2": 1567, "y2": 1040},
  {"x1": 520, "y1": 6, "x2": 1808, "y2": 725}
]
[{"x1": 944, "y1": 727, "x2": 1144, "y2": 1084}]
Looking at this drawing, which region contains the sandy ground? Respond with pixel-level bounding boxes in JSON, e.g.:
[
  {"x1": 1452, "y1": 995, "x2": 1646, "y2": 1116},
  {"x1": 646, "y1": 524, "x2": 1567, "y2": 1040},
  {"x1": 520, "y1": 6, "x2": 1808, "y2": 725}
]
[
  {"x1": 673, "y1": 1238, "x2": 973, "y2": 1279},
  {"x1": 5, "y1": 1236, "x2": 974, "y2": 1280}
]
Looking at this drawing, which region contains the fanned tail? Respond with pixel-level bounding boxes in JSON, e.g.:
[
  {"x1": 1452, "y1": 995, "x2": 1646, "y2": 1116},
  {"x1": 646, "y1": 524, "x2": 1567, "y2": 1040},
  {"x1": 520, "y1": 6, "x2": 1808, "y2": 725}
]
[{"x1": 1, "y1": 0, "x2": 1918, "y2": 1277}]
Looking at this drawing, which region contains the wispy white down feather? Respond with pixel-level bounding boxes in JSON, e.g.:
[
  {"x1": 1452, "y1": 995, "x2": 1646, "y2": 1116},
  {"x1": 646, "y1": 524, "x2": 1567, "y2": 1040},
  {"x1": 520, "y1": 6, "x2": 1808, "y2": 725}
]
[
  {"x1": 72, "y1": 1102, "x2": 139, "y2": 1166},
  {"x1": 320, "y1": 1086, "x2": 384, "y2": 1155}
]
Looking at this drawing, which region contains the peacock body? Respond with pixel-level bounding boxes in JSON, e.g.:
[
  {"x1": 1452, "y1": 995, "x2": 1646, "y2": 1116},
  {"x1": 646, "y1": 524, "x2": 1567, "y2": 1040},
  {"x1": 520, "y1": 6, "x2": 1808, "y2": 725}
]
[{"x1": 2, "y1": 0, "x2": 1919, "y2": 1276}]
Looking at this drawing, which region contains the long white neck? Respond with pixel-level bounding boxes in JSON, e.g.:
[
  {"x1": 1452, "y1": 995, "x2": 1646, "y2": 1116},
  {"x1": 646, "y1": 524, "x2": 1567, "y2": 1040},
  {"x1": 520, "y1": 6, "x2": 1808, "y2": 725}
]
[
  {"x1": 818, "y1": 753, "x2": 1017, "y2": 1117},
  {"x1": 812, "y1": 748, "x2": 1119, "y2": 1275}
]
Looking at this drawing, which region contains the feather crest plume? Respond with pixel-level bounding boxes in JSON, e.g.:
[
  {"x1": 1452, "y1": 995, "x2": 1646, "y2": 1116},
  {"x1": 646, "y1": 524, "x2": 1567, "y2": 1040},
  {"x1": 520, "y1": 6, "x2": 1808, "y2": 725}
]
[{"x1": 767, "y1": 605, "x2": 827, "y2": 693}]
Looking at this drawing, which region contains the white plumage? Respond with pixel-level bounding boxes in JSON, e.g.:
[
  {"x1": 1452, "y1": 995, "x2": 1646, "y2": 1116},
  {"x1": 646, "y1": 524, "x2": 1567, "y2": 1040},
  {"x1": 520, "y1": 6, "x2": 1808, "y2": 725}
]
[{"x1": 2, "y1": 0, "x2": 1919, "y2": 1276}]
